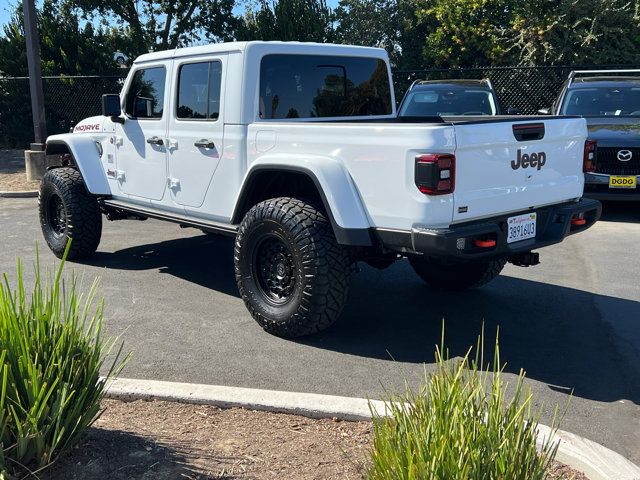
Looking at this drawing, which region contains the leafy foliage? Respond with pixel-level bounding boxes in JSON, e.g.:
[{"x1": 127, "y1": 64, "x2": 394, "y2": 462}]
[
  {"x1": 368, "y1": 329, "x2": 561, "y2": 480},
  {"x1": 341, "y1": 0, "x2": 640, "y2": 68},
  {"x1": 411, "y1": 0, "x2": 512, "y2": 68},
  {"x1": 237, "y1": 0, "x2": 334, "y2": 42},
  {"x1": 505, "y1": 0, "x2": 640, "y2": 65},
  {"x1": 0, "y1": 0, "x2": 122, "y2": 76},
  {"x1": 2, "y1": 0, "x2": 640, "y2": 71},
  {"x1": 61, "y1": 0, "x2": 239, "y2": 55},
  {"x1": 0, "y1": 245, "x2": 127, "y2": 476}
]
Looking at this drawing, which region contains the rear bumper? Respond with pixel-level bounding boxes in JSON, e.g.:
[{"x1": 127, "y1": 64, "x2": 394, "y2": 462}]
[
  {"x1": 584, "y1": 173, "x2": 640, "y2": 201},
  {"x1": 375, "y1": 198, "x2": 601, "y2": 259}
]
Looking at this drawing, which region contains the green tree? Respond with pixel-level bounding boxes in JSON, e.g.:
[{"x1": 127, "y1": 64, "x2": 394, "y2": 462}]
[
  {"x1": 506, "y1": 0, "x2": 640, "y2": 65},
  {"x1": 332, "y1": 0, "x2": 428, "y2": 68},
  {"x1": 0, "y1": 1, "x2": 122, "y2": 76},
  {"x1": 63, "y1": 0, "x2": 239, "y2": 55},
  {"x1": 334, "y1": 0, "x2": 400, "y2": 51},
  {"x1": 411, "y1": 0, "x2": 512, "y2": 68},
  {"x1": 237, "y1": 0, "x2": 334, "y2": 42}
]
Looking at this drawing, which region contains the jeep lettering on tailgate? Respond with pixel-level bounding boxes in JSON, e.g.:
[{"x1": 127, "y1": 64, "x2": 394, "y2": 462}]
[{"x1": 511, "y1": 149, "x2": 547, "y2": 171}]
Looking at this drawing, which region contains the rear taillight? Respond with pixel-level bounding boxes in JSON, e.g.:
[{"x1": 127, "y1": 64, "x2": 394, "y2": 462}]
[
  {"x1": 583, "y1": 140, "x2": 597, "y2": 173},
  {"x1": 415, "y1": 153, "x2": 455, "y2": 195}
]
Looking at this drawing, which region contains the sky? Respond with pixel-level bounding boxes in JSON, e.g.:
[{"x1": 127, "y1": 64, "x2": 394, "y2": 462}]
[{"x1": 0, "y1": 1, "x2": 341, "y2": 32}]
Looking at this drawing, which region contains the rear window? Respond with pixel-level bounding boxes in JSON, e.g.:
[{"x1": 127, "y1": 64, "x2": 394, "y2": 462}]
[
  {"x1": 177, "y1": 61, "x2": 222, "y2": 120},
  {"x1": 400, "y1": 88, "x2": 497, "y2": 117},
  {"x1": 259, "y1": 54, "x2": 392, "y2": 119},
  {"x1": 561, "y1": 87, "x2": 640, "y2": 116}
]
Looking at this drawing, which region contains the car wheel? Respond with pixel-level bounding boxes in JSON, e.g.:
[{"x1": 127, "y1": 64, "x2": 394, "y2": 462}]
[
  {"x1": 39, "y1": 167, "x2": 102, "y2": 259},
  {"x1": 409, "y1": 256, "x2": 506, "y2": 290},
  {"x1": 234, "y1": 197, "x2": 352, "y2": 338}
]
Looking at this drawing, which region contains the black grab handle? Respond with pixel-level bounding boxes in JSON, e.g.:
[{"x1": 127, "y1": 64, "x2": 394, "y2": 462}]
[{"x1": 512, "y1": 123, "x2": 545, "y2": 142}]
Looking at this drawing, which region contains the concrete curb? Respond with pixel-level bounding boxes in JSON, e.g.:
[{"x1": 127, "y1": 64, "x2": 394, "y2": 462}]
[
  {"x1": 106, "y1": 378, "x2": 640, "y2": 480},
  {"x1": 0, "y1": 190, "x2": 38, "y2": 198}
]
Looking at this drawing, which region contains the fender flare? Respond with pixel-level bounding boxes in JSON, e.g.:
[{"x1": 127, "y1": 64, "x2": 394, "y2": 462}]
[
  {"x1": 46, "y1": 134, "x2": 111, "y2": 195},
  {"x1": 232, "y1": 156, "x2": 374, "y2": 246}
]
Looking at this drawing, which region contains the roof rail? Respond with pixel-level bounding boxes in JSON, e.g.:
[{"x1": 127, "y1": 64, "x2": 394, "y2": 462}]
[{"x1": 568, "y1": 69, "x2": 640, "y2": 86}]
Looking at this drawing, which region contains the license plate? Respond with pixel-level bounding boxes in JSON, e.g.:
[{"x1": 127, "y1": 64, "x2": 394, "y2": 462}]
[
  {"x1": 609, "y1": 176, "x2": 637, "y2": 189},
  {"x1": 507, "y1": 213, "x2": 537, "y2": 244}
]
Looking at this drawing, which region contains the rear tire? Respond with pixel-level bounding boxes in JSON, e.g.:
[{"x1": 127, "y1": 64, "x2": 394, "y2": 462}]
[
  {"x1": 39, "y1": 167, "x2": 102, "y2": 260},
  {"x1": 234, "y1": 197, "x2": 351, "y2": 338},
  {"x1": 409, "y1": 256, "x2": 506, "y2": 290}
]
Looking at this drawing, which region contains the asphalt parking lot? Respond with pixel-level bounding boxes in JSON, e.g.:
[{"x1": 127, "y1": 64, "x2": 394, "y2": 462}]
[{"x1": 1, "y1": 197, "x2": 639, "y2": 463}]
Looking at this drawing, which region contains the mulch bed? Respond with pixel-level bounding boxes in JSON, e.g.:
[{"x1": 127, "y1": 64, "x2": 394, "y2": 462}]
[
  {"x1": 0, "y1": 150, "x2": 39, "y2": 192},
  {"x1": 31, "y1": 399, "x2": 587, "y2": 479}
]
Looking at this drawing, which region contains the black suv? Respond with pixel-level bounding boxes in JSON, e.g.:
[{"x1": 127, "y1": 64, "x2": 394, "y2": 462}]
[
  {"x1": 398, "y1": 79, "x2": 506, "y2": 117},
  {"x1": 540, "y1": 70, "x2": 640, "y2": 200}
]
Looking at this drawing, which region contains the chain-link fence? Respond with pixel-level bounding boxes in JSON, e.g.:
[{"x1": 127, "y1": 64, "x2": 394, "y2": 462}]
[
  {"x1": 0, "y1": 75, "x2": 125, "y2": 148},
  {"x1": 394, "y1": 64, "x2": 639, "y2": 115},
  {"x1": 1, "y1": 65, "x2": 638, "y2": 148}
]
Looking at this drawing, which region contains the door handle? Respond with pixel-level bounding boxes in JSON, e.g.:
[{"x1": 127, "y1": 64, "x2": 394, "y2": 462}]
[
  {"x1": 146, "y1": 136, "x2": 164, "y2": 146},
  {"x1": 194, "y1": 139, "x2": 215, "y2": 149}
]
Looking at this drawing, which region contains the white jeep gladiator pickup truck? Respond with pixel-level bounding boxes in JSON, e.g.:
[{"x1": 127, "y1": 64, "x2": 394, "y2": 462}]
[{"x1": 39, "y1": 41, "x2": 601, "y2": 337}]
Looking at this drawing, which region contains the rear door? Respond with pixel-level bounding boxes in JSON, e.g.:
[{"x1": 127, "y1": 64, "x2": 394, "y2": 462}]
[
  {"x1": 451, "y1": 118, "x2": 587, "y2": 223},
  {"x1": 167, "y1": 55, "x2": 227, "y2": 207}
]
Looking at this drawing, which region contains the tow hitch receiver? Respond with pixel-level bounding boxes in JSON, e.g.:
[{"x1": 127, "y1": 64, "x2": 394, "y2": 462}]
[{"x1": 508, "y1": 251, "x2": 540, "y2": 267}]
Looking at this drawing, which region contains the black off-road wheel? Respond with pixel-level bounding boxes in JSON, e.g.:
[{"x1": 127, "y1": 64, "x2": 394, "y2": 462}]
[
  {"x1": 234, "y1": 197, "x2": 352, "y2": 338},
  {"x1": 409, "y1": 256, "x2": 507, "y2": 291},
  {"x1": 39, "y1": 167, "x2": 102, "y2": 260}
]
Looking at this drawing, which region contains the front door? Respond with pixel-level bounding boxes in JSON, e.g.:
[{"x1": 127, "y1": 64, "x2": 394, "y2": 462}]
[
  {"x1": 116, "y1": 64, "x2": 170, "y2": 201},
  {"x1": 166, "y1": 56, "x2": 226, "y2": 207}
]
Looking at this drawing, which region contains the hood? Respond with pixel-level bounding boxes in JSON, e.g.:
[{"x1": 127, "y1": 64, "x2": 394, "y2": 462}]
[
  {"x1": 585, "y1": 117, "x2": 640, "y2": 148},
  {"x1": 72, "y1": 116, "x2": 107, "y2": 134}
]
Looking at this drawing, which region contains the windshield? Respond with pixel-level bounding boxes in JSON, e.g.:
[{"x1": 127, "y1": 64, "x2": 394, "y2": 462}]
[
  {"x1": 399, "y1": 88, "x2": 497, "y2": 116},
  {"x1": 561, "y1": 87, "x2": 640, "y2": 116}
]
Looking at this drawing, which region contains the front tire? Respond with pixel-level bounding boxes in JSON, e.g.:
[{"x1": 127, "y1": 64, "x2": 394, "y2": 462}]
[
  {"x1": 234, "y1": 197, "x2": 351, "y2": 338},
  {"x1": 39, "y1": 167, "x2": 102, "y2": 260},
  {"x1": 409, "y1": 256, "x2": 506, "y2": 290}
]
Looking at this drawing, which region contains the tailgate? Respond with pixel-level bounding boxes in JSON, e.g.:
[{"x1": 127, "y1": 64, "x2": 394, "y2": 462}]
[{"x1": 451, "y1": 118, "x2": 587, "y2": 223}]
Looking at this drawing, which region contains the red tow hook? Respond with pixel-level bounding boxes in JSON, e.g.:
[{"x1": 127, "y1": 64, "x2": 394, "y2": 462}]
[
  {"x1": 571, "y1": 213, "x2": 587, "y2": 226},
  {"x1": 474, "y1": 239, "x2": 496, "y2": 248}
]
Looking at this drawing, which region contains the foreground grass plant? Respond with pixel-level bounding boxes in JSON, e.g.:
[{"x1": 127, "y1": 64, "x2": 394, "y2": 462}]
[
  {"x1": 0, "y1": 244, "x2": 126, "y2": 476},
  {"x1": 369, "y1": 328, "x2": 561, "y2": 480}
]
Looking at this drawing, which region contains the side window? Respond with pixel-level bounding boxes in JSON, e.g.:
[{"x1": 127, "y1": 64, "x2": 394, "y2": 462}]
[
  {"x1": 259, "y1": 54, "x2": 392, "y2": 119},
  {"x1": 177, "y1": 61, "x2": 222, "y2": 120},
  {"x1": 125, "y1": 67, "x2": 166, "y2": 119}
]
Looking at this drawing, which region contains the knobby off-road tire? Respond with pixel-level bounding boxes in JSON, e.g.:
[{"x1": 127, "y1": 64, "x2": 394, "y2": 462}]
[
  {"x1": 39, "y1": 167, "x2": 102, "y2": 260},
  {"x1": 234, "y1": 197, "x2": 352, "y2": 338},
  {"x1": 409, "y1": 256, "x2": 507, "y2": 291}
]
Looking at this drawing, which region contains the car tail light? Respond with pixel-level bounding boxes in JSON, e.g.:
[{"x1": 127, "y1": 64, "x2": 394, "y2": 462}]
[
  {"x1": 583, "y1": 140, "x2": 597, "y2": 173},
  {"x1": 415, "y1": 153, "x2": 455, "y2": 195}
]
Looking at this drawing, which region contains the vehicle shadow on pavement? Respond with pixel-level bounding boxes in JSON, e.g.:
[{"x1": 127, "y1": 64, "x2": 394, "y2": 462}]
[
  {"x1": 599, "y1": 201, "x2": 640, "y2": 223},
  {"x1": 82, "y1": 233, "x2": 639, "y2": 405},
  {"x1": 85, "y1": 233, "x2": 240, "y2": 298},
  {"x1": 301, "y1": 261, "x2": 640, "y2": 405}
]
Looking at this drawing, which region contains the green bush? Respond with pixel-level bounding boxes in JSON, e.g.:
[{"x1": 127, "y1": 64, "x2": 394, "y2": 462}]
[
  {"x1": 369, "y1": 329, "x2": 561, "y2": 480},
  {"x1": 0, "y1": 245, "x2": 127, "y2": 477}
]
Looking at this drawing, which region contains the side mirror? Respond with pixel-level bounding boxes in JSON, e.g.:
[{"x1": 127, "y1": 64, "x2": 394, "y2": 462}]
[
  {"x1": 537, "y1": 107, "x2": 551, "y2": 115},
  {"x1": 506, "y1": 107, "x2": 521, "y2": 115},
  {"x1": 102, "y1": 94, "x2": 121, "y2": 117}
]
